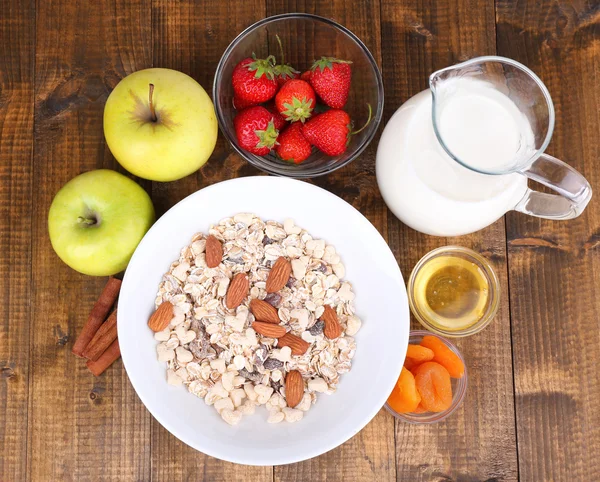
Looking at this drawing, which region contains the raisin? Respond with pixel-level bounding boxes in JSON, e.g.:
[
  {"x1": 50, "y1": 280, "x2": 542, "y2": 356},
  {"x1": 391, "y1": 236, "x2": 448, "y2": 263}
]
[
  {"x1": 263, "y1": 358, "x2": 283, "y2": 370},
  {"x1": 253, "y1": 345, "x2": 268, "y2": 367},
  {"x1": 189, "y1": 338, "x2": 210, "y2": 360},
  {"x1": 211, "y1": 344, "x2": 224, "y2": 356},
  {"x1": 190, "y1": 320, "x2": 205, "y2": 337},
  {"x1": 263, "y1": 293, "x2": 282, "y2": 308},
  {"x1": 239, "y1": 368, "x2": 263, "y2": 383},
  {"x1": 309, "y1": 320, "x2": 325, "y2": 336}
]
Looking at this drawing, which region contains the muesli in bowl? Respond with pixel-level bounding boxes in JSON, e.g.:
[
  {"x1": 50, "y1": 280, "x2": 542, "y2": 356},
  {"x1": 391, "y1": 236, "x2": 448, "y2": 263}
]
[{"x1": 147, "y1": 213, "x2": 361, "y2": 425}]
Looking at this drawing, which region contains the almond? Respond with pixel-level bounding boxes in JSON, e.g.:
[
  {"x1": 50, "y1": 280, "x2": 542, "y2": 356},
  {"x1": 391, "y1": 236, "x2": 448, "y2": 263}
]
[
  {"x1": 266, "y1": 257, "x2": 292, "y2": 293},
  {"x1": 285, "y1": 370, "x2": 304, "y2": 408},
  {"x1": 252, "y1": 321, "x2": 286, "y2": 338},
  {"x1": 277, "y1": 333, "x2": 310, "y2": 356},
  {"x1": 226, "y1": 273, "x2": 249, "y2": 309},
  {"x1": 321, "y1": 305, "x2": 342, "y2": 339},
  {"x1": 205, "y1": 235, "x2": 223, "y2": 268},
  {"x1": 249, "y1": 299, "x2": 280, "y2": 324},
  {"x1": 148, "y1": 301, "x2": 173, "y2": 332}
]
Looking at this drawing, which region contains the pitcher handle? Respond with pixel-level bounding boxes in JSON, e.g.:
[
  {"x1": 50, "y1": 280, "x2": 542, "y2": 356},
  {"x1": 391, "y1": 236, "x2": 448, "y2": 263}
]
[{"x1": 514, "y1": 153, "x2": 592, "y2": 219}]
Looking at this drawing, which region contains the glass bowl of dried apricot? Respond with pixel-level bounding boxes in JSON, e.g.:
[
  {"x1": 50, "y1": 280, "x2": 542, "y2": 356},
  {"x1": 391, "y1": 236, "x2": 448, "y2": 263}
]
[{"x1": 385, "y1": 331, "x2": 467, "y2": 423}]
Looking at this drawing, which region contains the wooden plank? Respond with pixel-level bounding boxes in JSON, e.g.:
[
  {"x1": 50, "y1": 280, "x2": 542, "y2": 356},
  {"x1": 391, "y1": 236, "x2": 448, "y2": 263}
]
[
  {"x1": 28, "y1": 0, "x2": 152, "y2": 480},
  {"x1": 496, "y1": 1, "x2": 600, "y2": 479},
  {"x1": 380, "y1": 0, "x2": 519, "y2": 480},
  {"x1": 265, "y1": 1, "x2": 396, "y2": 481},
  {"x1": 149, "y1": 1, "x2": 272, "y2": 480},
  {"x1": 0, "y1": 0, "x2": 34, "y2": 479}
]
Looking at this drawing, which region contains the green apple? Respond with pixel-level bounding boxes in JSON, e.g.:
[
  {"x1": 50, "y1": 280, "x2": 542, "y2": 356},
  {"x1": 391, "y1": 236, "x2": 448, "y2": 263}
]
[
  {"x1": 48, "y1": 169, "x2": 155, "y2": 276},
  {"x1": 103, "y1": 68, "x2": 218, "y2": 181}
]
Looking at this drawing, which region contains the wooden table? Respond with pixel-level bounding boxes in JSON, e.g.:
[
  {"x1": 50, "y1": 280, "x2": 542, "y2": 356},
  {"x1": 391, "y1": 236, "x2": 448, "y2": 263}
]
[{"x1": 1, "y1": 0, "x2": 598, "y2": 480}]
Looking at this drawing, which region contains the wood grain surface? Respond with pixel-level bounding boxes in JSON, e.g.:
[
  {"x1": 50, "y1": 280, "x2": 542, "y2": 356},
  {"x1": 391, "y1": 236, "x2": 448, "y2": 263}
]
[
  {"x1": 29, "y1": 0, "x2": 152, "y2": 480},
  {"x1": 0, "y1": 0, "x2": 34, "y2": 480},
  {"x1": 0, "y1": 0, "x2": 598, "y2": 481},
  {"x1": 497, "y1": 1, "x2": 600, "y2": 480}
]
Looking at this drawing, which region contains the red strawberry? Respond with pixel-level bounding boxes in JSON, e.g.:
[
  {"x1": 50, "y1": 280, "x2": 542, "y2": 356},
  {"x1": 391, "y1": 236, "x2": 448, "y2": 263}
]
[
  {"x1": 233, "y1": 106, "x2": 280, "y2": 156},
  {"x1": 275, "y1": 122, "x2": 312, "y2": 164},
  {"x1": 302, "y1": 104, "x2": 372, "y2": 156},
  {"x1": 309, "y1": 57, "x2": 352, "y2": 109},
  {"x1": 302, "y1": 109, "x2": 351, "y2": 156},
  {"x1": 273, "y1": 34, "x2": 300, "y2": 87},
  {"x1": 233, "y1": 95, "x2": 255, "y2": 110},
  {"x1": 275, "y1": 64, "x2": 300, "y2": 87},
  {"x1": 265, "y1": 104, "x2": 287, "y2": 130},
  {"x1": 300, "y1": 70, "x2": 312, "y2": 81},
  {"x1": 275, "y1": 79, "x2": 316, "y2": 123},
  {"x1": 232, "y1": 56, "x2": 278, "y2": 106}
]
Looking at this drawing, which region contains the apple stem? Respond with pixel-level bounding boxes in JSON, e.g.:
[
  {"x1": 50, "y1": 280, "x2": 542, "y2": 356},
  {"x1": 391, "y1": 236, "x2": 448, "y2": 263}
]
[
  {"x1": 149, "y1": 83, "x2": 157, "y2": 122},
  {"x1": 77, "y1": 216, "x2": 97, "y2": 226}
]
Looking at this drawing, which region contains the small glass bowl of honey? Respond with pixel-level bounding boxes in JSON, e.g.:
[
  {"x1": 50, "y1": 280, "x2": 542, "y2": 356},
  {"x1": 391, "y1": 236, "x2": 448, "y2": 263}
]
[{"x1": 408, "y1": 246, "x2": 500, "y2": 337}]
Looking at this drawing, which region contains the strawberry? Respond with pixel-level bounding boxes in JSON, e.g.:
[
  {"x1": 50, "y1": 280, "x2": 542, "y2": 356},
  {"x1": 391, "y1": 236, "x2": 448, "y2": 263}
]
[
  {"x1": 275, "y1": 122, "x2": 312, "y2": 164},
  {"x1": 275, "y1": 64, "x2": 300, "y2": 87},
  {"x1": 232, "y1": 56, "x2": 278, "y2": 106},
  {"x1": 273, "y1": 34, "x2": 300, "y2": 87},
  {"x1": 302, "y1": 109, "x2": 351, "y2": 156},
  {"x1": 300, "y1": 70, "x2": 312, "y2": 81},
  {"x1": 233, "y1": 106, "x2": 280, "y2": 156},
  {"x1": 309, "y1": 57, "x2": 352, "y2": 109},
  {"x1": 302, "y1": 104, "x2": 372, "y2": 156},
  {"x1": 233, "y1": 94, "x2": 255, "y2": 111},
  {"x1": 275, "y1": 79, "x2": 316, "y2": 123},
  {"x1": 265, "y1": 104, "x2": 287, "y2": 130}
]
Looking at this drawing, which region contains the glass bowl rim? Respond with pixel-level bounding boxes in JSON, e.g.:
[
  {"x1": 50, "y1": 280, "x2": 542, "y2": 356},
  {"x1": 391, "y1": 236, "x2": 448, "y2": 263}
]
[
  {"x1": 407, "y1": 245, "x2": 501, "y2": 338},
  {"x1": 385, "y1": 330, "x2": 468, "y2": 424},
  {"x1": 212, "y1": 12, "x2": 385, "y2": 178}
]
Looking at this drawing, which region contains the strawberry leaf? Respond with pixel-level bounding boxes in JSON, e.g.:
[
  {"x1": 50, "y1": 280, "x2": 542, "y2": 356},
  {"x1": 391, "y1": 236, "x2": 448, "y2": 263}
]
[
  {"x1": 281, "y1": 97, "x2": 314, "y2": 122},
  {"x1": 254, "y1": 120, "x2": 279, "y2": 149},
  {"x1": 310, "y1": 56, "x2": 353, "y2": 72},
  {"x1": 275, "y1": 63, "x2": 300, "y2": 80},
  {"x1": 247, "y1": 54, "x2": 277, "y2": 80}
]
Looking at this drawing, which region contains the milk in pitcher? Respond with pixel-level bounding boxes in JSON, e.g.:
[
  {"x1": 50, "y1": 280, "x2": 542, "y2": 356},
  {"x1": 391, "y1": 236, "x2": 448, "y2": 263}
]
[{"x1": 376, "y1": 77, "x2": 534, "y2": 236}]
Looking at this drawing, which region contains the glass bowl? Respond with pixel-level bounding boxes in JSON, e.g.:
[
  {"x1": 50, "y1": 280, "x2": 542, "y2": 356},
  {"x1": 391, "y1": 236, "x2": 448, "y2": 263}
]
[
  {"x1": 408, "y1": 246, "x2": 501, "y2": 337},
  {"x1": 385, "y1": 330, "x2": 467, "y2": 424},
  {"x1": 213, "y1": 13, "x2": 384, "y2": 177}
]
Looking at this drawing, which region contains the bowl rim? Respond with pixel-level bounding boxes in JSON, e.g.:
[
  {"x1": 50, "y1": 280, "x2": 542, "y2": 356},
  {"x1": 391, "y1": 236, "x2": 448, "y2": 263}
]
[{"x1": 212, "y1": 12, "x2": 385, "y2": 178}]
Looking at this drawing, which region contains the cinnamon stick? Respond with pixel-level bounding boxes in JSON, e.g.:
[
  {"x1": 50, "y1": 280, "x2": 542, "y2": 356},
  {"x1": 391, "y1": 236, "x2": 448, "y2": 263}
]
[
  {"x1": 82, "y1": 309, "x2": 118, "y2": 361},
  {"x1": 87, "y1": 339, "x2": 121, "y2": 376},
  {"x1": 72, "y1": 277, "x2": 121, "y2": 357}
]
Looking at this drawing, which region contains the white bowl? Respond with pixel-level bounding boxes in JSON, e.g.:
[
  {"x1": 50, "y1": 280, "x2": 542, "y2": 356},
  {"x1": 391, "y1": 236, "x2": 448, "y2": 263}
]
[{"x1": 118, "y1": 176, "x2": 409, "y2": 466}]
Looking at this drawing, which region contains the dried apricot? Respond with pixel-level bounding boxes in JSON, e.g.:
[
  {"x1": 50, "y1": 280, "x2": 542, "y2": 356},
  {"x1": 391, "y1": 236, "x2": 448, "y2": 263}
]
[
  {"x1": 413, "y1": 361, "x2": 452, "y2": 412},
  {"x1": 406, "y1": 344, "x2": 434, "y2": 363},
  {"x1": 420, "y1": 335, "x2": 465, "y2": 378},
  {"x1": 387, "y1": 367, "x2": 421, "y2": 413},
  {"x1": 403, "y1": 357, "x2": 421, "y2": 371},
  {"x1": 412, "y1": 403, "x2": 427, "y2": 413}
]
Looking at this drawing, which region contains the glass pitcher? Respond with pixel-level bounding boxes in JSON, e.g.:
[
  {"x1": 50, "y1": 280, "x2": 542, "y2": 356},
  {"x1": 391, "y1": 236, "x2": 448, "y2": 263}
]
[{"x1": 376, "y1": 56, "x2": 592, "y2": 236}]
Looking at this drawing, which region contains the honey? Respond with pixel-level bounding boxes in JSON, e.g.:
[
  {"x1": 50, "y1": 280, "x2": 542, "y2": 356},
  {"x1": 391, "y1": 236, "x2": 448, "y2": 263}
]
[{"x1": 409, "y1": 248, "x2": 498, "y2": 335}]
